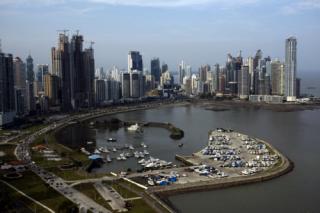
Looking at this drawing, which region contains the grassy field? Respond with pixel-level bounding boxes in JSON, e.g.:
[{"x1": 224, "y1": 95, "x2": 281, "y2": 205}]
[
  {"x1": 103, "y1": 180, "x2": 156, "y2": 213},
  {"x1": 1, "y1": 171, "x2": 77, "y2": 213},
  {"x1": 0, "y1": 144, "x2": 17, "y2": 162},
  {"x1": 74, "y1": 183, "x2": 113, "y2": 211},
  {"x1": 0, "y1": 182, "x2": 50, "y2": 213}
]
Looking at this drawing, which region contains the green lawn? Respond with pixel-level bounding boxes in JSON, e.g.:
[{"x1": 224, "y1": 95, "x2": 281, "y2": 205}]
[
  {"x1": 74, "y1": 183, "x2": 112, "y2": 211},
  {"x1": 0, "y1": 181, "x2": 50, "y2": 213},
  {"x1": 0, "y1": 144, "x2": 17, "y2": 162},
  {"x1": 104, "y1": 180, "x2": 156, "y2": 213},
  {"x1": 2, "y1": 171, "x2": 77, "y2": 213}
]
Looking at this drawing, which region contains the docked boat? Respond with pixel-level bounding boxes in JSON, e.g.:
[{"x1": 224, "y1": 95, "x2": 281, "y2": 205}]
[
  {"x1": 147, "y1": 178, "x2": 155, "y2": 186},
  {"x1": 127, "y1": 123, "x2": 140, "y2": 131},
  {"x1": 141, "y1": 143, "x2": 148, "y2": 148},
  {"x1": 106, "y1": 155, "x2": 112, "y2": 163},
  {"x1": 107, "y1": 138, "x2": 117, "y2": 142},
  {"x1": 178, "y1": 143, "x2": 184, "y2": 147},
  {"x1": 112, "y1": 148, "x2": 117, "y2": 152},
  {"x1": 125, "y1": 152, "x2": 133, "y2": 158},
  {"x1": 80, "y1": 147, "x2": 90, "y2": 155},
  {"x1": 98, "y1": 147, "x2": 109, "y2": 153},
  {"x1": 143, "y1": 150, "x2": 150, "y2": 155},
  {"x1": 94, "y1": 149, "x2": 101, "y2": 154},
  {"x1": 116, "y1": 156, "x2": 122, "y2": 161},
  {"x1": 129, "y1": 145, "x2": 135, "y2": 150},
  {"x1": 119, "y1": 153, "x2": 127, "y2": 160},
  {"x1": 87, "y1": 141, "x2": 94, "y2": 145}
]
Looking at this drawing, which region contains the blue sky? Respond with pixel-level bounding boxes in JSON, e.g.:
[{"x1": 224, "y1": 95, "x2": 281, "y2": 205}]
[{"x1": 0, "y1": 0, "x2": 320, "y2": 72}]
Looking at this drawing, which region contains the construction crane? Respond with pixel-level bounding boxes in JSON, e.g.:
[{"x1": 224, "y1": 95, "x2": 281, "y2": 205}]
[
  {"x1": 56, "y1": 29, "x2": 69, "y2": 35},
  {"x1": 85, "y1": 41, "x2": 95, "y2": 49}
]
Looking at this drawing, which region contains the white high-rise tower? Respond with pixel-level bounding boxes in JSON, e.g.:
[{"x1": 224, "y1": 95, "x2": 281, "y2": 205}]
[{"x1": 285, "y1": 36, "x2": 297, "y2": 101}]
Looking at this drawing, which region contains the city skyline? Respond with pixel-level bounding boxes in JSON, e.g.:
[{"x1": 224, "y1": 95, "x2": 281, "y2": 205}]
[{"x1": 0, "y1": 0, "x2": 319, "y2": 71}]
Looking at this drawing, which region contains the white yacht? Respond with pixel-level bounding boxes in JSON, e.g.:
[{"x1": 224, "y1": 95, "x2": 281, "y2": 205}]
[
  {"x1": 141, "y1": 143, "x2": 148, "y2": 148},
  {"x1": 127, "y1": 123, "x2": 140, "y2": 131}
]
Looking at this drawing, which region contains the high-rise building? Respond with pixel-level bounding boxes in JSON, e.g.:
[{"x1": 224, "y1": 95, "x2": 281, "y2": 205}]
[
  {"x1": 44, "y1": 74, "x2": 59, "y2": 106},
  {"x1": 94, "y1": 79, "x2": 106, "y2": 105},
  {"x1": 238, "y1": 66, "x2": 250, "y2": 99},
  {"x1": 36, "y1": 64, "x2": 49, "y2": 92},
  {"x1": 26, "y1": 54, "x2": 34, "y2": 82},
  {"x1": 296, "y1": 78, "x2": 301, "y2": 98},
  {"x1": 13, "y1": 57, "x2": 27, "y2": 116},
  {"x1": 150, "y1": 58, "x2": 161, "y2": 83},
  {"x1": 121, "y1": 73, "x2": 131, "y2": 99},
  {"x1": 212, "y1": 64, "x2": 220, "y2": 92},
  {"x1": 128, "y1": 51, "x2": 143, "y2": 72},
  {"x1": 0, "y1": 52, "x2": 16, "y2": 125},
  {"x1": 130, "y1": 72, "x2": 142, "y2": 98},
  {"x1": 51, "y1": 33, "x2": 72, "y2": 111},
  {"x1": 160, "y1": 70, "x2": 174, "y2": 89},
  {"x1": 13, "y1": 57, "x2": 26, "y2": 89},
  {"x1": 285, "y1": 36, "x2": 297, "y2": 101},
  {"x1": 161, "y1": 63, "x2": 168, "y2": 74},
  {"x1": 179, "y1": 60, "x2": 185, "y2": 85},
  {"x1": 199, "y1": 64, "x2": 210, "y2": 82},
  {"x1": 271, "y1": 59, "x2": 285, "y2": 96},
  {"x1": 51, "y1": 33, "x2": 95, "y2": 111}
]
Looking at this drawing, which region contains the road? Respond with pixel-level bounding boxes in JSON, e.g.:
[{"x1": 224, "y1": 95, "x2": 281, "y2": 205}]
[{"x1": 13, "y1": 100, "x2": 183, "y2": 212}]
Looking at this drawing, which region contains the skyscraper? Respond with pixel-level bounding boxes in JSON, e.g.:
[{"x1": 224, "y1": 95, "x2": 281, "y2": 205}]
[
  {"x1": 13, "y1": 57, "x2": 26, "y2": 89},
  {"x1": 238, "y1": 66, "x2": 250, "y2": 99},
  {"x1": 128, "y1": 51, "x2": 143, "y2": 72},
  {"x1": 36, "y1": 64, "x2": 49, "y2": 92},
  {"x1": 150, "y1": 58, "x2": 161, "y2": 82},
  {"x1": 161, "y1": 63, "x2": 168, "y2": 74},
  {"x1": 51, "y1": 33, "x2": 95, "y2": 111},
  {"x1": 13, "y1": 57, "x2": 27, "y2": 116},
  {"x1": 0, "y1": 52, "x2": 16, "y2": 125},
  {"x1": 51, "y1": 33, "x2": 72, "y2": 111},
  {"x1": 271, "y1": 59, "x2": 285, "y2": 96},
  {"x1": 44, "y1": 73, "x2": 59, "y2": 106},
  {"x1": 285, "y1": 36, "x2": 297, "y2": 101},
  {"x1": 26, "y1": 54, "x2": 34, "y2": 82},
  {"x1": 179, "y1": 60, "x2": 185, "y2": 85}
]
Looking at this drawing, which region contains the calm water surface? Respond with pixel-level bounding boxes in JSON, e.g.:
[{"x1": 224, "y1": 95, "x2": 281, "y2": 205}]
[{"x1": 57, "y1": 104, "x2": 320, "y2": 213}]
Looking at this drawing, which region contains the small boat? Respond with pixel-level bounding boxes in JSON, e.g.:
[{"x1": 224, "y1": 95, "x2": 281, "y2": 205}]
[
  {"x1": 112, "y1": 148, "x2": 117, "y2": 152},
  {"x1": 98, "y1": 147, "x2": 110, "y2": 153},
  {"x1": 129, "y1": 145, "x2": 134, "y2": 150},
  {"x1": 89, "y1": 122, "x2": 95, "y2": 126},
  {"x1": 80, "y1": 147, "x2": 90, "y2": 155},
  {"x1": 107, "y1": 155, "x2": 112, "y2": 163},
  {"x1": 117, "y1": 157, "x2": 122, "y2": 161},
  {"x1": 94, "y1": 149, "x2": 101, "y2": 154},
  {"x1": 107, "y1": 138, "x2": 117, "y2": 142},
  {"x1": 143, "y1": 150, "x2": 150, "y2": 155},
  {"x1": 141, "y1": 143, "x2": 148, "y2": 148},
  {"x1": 87, "y1": 141, "x2": 94, "y2": 145},
  {"x1": 178, "y1": 143, "x2": 184, "y2": 147},
  {"x1": 147, "y1": 178, "x2": 155, "y2": 186},
  {"x1": 125, "y1": 152, "x2": 132, "y2": 158},
  {"x1": 134, "y1": 151, "x2": 140, "y2": 158},
  {"x1": 127, "y1": 123, "x2": 140, "y2": 131},
  {"x1": 139, "y1": 152, "x2": 145, "y2": 158}
]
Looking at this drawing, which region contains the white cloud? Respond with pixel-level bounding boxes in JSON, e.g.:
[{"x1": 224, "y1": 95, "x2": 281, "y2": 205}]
[
  {"x1": 282, "y1": 0, "x2": 320, "y2": 14},
  {"x1": 90, "y1": 0, "x2": 259, "y2": 7},
  {"x1": 0, "y1": 0, "x2": 259, "y2": 8}
]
